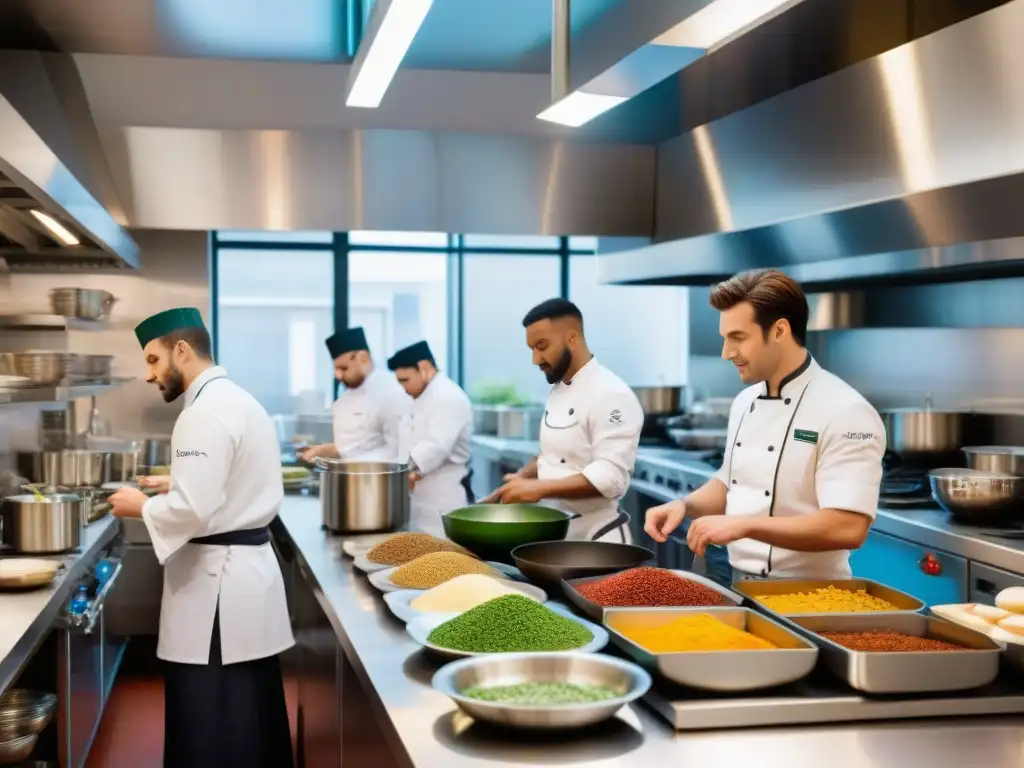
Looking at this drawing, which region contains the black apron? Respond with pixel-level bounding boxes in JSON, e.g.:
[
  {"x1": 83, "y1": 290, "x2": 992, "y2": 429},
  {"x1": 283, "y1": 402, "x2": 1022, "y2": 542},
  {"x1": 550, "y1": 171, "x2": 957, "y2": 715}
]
[{"x1": 163, "y1": 374, "x2": 294, "y2": 768}]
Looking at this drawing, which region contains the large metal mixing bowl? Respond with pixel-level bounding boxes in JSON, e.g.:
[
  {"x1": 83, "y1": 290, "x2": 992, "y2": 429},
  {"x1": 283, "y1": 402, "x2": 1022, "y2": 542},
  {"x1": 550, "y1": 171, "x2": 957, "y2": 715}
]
[
  {"x1": 432, "y1": 652, "x2": 651, "y2": 730},
  {"x1": 963, "y1": 446, "x2": 1024, "y2": 476},
  {"x1": 0, "y1": 690, "x2": 57, "y2": 740},
  {"x1": 928, "y1": 468, "x2": 1024, "y2": 524}
]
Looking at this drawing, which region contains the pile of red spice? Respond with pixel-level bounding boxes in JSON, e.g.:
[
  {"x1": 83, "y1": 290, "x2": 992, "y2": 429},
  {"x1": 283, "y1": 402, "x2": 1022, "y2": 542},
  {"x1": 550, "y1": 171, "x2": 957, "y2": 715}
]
[
  {"x1": 820, "y1": 630, "x2": 967, "y2": 652},
  {"x1": 576, "y1": 567, "x2": 730, "y2": 607}
]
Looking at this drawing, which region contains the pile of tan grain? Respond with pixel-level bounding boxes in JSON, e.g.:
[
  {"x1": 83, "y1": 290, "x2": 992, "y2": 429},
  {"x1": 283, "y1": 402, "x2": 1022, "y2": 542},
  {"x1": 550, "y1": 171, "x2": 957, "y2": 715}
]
[
  {"x1": 391, "y1": 552, "x2": 503, "y2": 590},
  {"x1": 366, "y1": 532, "x2": 473, "y2": 566}
]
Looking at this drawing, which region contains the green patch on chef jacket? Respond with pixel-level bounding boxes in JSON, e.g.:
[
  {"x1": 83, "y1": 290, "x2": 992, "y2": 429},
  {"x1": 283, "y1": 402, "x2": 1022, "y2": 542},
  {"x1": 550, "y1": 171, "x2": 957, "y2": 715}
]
[{"x1": 792, "y1": 429, "x2": 819, "y2": 445}]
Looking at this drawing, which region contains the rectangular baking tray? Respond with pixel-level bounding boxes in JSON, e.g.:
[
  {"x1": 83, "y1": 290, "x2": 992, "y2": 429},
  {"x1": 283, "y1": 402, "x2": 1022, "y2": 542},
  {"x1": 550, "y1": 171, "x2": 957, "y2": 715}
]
[
  {"x1": 604, "y1": 606, "x2": 818, "y2": 693},
  {"x1": 789, "y1": 612, "x2": 1002, "y2": 694},
  {"x1": 733, "y1": 578, "x2": 926, "y2": 616},
  {"x1": 562, "y1": 569, "x2": 743, "y2": 621},
  {"x1": 640, "y1": 666, "x2": 1024, "y2": 731}
]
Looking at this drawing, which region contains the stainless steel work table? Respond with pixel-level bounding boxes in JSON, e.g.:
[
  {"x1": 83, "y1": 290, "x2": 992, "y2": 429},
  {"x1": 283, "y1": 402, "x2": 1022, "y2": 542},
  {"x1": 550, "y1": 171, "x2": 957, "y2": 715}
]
[{"x1": 275, "y1": 499, "x2": 1024, "y2": 768}]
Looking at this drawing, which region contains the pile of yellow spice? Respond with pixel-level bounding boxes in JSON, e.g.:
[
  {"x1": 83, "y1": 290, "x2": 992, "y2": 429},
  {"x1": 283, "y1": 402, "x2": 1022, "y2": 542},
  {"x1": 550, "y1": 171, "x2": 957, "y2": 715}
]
[
  {"x1": 756, "y1": 586, "x2": 897, "y2": 614},
  {"x1": 614, "y1": 614, "x2": 776, "y2": 653},
  {"x1": 391, "y1": 552, "x2": 504, "y2": 590}
]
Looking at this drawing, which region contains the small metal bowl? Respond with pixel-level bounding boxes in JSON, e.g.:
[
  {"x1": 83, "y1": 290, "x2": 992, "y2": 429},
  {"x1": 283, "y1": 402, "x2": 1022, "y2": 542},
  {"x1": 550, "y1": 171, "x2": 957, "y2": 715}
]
[
  {"x1": 0, "y1": 691, "x2": 57, "y2": 740},
  {"x1": 432, "y1": 652, "x2": 651, "y2": 730},
  {"x1": 0, "y1": 732, "x2": 39, "y2": 763},
  {"x1": 928, "y1": 468, "x2": 1024, "y2": 524}
]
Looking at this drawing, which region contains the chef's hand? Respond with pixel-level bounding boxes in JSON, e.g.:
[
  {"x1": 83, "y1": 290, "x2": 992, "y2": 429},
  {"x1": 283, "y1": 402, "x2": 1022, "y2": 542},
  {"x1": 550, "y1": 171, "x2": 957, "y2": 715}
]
[
  {"x1": 502, "y1": 471, "x2": 523, "y2": 482},
  {"x1": 482, "y1": 478, "x2": 545, "y2": 504},
  {"x1": 644, "y1": 499, "x2": 686, "y2": 543},
  {"x1": 110, "y1": 487, "x2": 148, "y2": 519},
  {"x1": 686, "y1": 515, "x2": 750, "y2": 556},
  {"x1": 135, "y1": 475, "x2": 170, "y2": 494},
  {"x1": 408, "y1": 471, "x2": 422, "y2": 491},
  {"x1": 297, "y1": 445, "x2": 326, "y2": 463}
]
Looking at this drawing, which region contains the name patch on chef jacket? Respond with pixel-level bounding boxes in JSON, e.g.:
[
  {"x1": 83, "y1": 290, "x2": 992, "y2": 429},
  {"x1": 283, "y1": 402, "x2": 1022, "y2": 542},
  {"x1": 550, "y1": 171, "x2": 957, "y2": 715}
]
[
  {"x1": 609, "y1": 409, "x2": 622, "y2": 424},
  {"x1": 792, "y1": 429, "x2": 819, "y2": 445}
]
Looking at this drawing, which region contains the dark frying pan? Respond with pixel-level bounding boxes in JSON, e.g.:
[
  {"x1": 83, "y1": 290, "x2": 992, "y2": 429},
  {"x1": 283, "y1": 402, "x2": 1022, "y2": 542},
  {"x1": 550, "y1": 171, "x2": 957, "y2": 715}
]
[
  {"x1": 442, "y1": 503, "x2": 577, "y2": 564},
  {"x1": 511, "y1": 540, "x2": 654, "y2": 591}
]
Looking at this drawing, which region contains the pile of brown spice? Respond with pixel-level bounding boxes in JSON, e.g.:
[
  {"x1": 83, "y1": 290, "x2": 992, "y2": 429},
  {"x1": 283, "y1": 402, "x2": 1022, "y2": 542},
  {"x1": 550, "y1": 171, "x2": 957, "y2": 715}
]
[
  {"x1": 820, "y1": 630, "x2": 968, "y2": 652},
  {"x1": 366, "y1": 532, "x2": 474, "y2": 566},
  {"x1": 391, "y1": 552, "x2": 503, "y2": 590},
  {"x1": 576, "y1": 567, "x2": 730, "y2": 608}
]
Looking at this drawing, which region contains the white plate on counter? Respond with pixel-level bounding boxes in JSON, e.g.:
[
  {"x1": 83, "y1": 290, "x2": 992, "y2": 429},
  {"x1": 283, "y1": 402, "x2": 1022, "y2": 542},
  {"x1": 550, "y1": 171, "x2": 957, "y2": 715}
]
[
  {"x1": 341, "y1": 534, "x2": 394, "y2": 559},
  {"x1": 369, "y1": 562, "x2": 523, "y2": 594},
  {"x1": 405, "y1": 602, "x2": 608, "y2": 660},
  {"x1": 382, "y1": 582, "x2": 548, "y2": 624},
  {"x1": 353, "y1": 553, "x2": 395, "y2": 574}
]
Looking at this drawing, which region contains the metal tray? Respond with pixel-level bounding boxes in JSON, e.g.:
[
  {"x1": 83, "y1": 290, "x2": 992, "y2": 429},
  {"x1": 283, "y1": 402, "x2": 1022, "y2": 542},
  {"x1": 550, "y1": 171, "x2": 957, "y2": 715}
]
[
  {"x1": 562, "y1": 569, "x2": 743, "y2": 621},
  {"x1": 604, "y1": 607, "x2": 818, "y2": 693},
  {"x1": 640, "y1": 665, "x2": 1024, "y2": 731},
  {"x1": 733, "y1": 578, "x2": 926, "y2": 616},
  {"x1": 789, "y1": 613, "x2": 1002, "y2": 694}
]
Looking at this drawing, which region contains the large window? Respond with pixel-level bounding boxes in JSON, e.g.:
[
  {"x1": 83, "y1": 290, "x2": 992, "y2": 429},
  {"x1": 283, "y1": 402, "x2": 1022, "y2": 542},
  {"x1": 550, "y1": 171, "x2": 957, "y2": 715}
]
[
  {"x1": 212, "y1": 231, "x2": 672, "y2": 418},
  {"x1": 462, "y1": 253, "x2": 560, "y2": 405},
  {"x1": 215, "y1": 240, "x2": 335, "y2": 416},
  {"x1": 348, "y1": 249, "x2": 450, "y2": 372},
  {"x1": 569, "y1": 254, "x2": 689, "y2": 387}
]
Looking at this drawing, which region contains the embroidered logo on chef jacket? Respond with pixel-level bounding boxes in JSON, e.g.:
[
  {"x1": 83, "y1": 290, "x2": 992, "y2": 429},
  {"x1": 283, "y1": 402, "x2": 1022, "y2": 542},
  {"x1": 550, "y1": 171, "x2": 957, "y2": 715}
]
[
  {"x1": 609, "y1": 409, "x2": 622, "y2": 424},
  {"x1": 792, "y1": 429, "x2": 818, "y2": 445},
  {"x1": 175, "y1": 449, "x2": 209, "y2": 458},
  {"x1": 842, "y1": 431, "x2": 875, "y2": 440}
]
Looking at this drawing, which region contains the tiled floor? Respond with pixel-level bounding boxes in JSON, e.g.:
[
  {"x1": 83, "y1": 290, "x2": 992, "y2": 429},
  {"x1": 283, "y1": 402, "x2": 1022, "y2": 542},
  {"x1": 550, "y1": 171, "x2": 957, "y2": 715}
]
[{"x1": 86, "y1": 640, "x2": 298, "y2": 768}]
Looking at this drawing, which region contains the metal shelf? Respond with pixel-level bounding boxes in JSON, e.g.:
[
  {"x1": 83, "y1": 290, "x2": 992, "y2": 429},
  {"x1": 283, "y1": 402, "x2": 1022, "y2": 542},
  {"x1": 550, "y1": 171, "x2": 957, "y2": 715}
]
[
  {"x1": 0, "y1": 314, "x2": 109, "y2": 331},
  {"x1": 0, "y1": 378, "x2": 133, "y2": 406}
]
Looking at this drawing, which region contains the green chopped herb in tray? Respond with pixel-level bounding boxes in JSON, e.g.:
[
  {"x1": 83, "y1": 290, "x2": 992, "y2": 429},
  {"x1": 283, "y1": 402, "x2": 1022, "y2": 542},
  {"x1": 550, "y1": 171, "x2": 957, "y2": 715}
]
[
  {"x1": 461, "y1": 682, "x2": 620, "y2": 706},
  {"x1": 427, "y1": 595, "x2": 593, "y2": 653}
]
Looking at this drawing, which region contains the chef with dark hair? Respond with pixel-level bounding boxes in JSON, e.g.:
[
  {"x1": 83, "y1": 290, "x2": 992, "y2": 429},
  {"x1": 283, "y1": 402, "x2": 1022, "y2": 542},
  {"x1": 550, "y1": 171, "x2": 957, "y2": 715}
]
[
  {"x1": 108, "y1": 307, "x2": 293, "y2": 768},
  {"x1": 645, "y1": 270, "x2": 885, "y2": 583},
  {"x1": 388, "y1": 340, "x2": 473, "y2": 534},
  {"x1": 485, "y1": 298, "x2": 643, "y2": 542},
  {"x1": 299, "y1": 326, "x2": 409, "y2": 462}
]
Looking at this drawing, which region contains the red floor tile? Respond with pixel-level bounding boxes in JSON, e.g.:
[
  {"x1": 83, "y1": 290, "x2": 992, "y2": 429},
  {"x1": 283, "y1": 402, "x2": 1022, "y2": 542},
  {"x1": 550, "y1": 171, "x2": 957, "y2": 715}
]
[{"x1": 86, "y1": 672, "x2": 299, "y2": 767}]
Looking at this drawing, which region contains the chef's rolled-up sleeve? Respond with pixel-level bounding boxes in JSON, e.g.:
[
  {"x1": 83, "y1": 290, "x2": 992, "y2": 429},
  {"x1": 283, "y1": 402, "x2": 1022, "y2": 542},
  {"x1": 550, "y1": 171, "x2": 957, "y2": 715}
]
[
  {"x1": 409, "y1": 395, "x2": 471, "y2": 476},
  {"x1": 581, "y1": 391, "x2": 643, "y2": 500},
  {"x1": 815, "y1": 401, "x2": 886, "y2": 518},
  {"x1": 142, "y1": 407, "x2": 235, "y2": 564}
]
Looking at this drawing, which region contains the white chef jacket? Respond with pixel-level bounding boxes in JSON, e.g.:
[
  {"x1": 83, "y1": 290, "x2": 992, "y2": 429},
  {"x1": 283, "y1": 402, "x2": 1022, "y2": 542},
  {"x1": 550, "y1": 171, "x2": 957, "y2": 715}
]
[
  {"x1": 332, "y1": 368, "x2": 410, "y2": 461},
  {"x1": 142, "y1": 366, "x2": 295, "y2": 665},
  {"x1": 405, "y1": 372, "x2": 473, "y2": 535},
  {"x1": 537, "y1": 358, "x2": 643, "y2": 541},
  {"x1": 715, "y1": 355, "x2": 885, "y2": 579}
]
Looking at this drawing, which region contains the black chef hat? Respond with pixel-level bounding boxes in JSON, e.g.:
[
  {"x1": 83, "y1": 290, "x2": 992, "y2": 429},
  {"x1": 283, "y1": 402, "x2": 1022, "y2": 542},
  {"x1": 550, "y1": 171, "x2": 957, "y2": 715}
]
[
  {"x1": 387, "y1": 340, "x2": 434, "y2": 371},
  {"x1": 325, "y1": 327, "x2": 369, "y2": 359}
]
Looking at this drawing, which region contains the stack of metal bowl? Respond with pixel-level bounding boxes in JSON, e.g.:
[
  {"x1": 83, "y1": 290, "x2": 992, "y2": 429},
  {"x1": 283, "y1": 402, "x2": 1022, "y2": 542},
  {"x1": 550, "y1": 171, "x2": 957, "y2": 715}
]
[{"x1": 0, "y1": 690, "x2": 57, "y2": 763}]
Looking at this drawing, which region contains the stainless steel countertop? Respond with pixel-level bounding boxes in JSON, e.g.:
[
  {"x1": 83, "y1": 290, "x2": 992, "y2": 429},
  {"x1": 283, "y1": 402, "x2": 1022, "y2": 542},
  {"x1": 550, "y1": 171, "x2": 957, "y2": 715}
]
[
  {"x1": 471, "y1": 436, "x2": 1024, "y2": 574},
  {"x1": 275, "y1": 498, "x2": 1024, "y2": 768},
  {"x1": 0, "y1": 516, "x2": 121, "y2": 693}
]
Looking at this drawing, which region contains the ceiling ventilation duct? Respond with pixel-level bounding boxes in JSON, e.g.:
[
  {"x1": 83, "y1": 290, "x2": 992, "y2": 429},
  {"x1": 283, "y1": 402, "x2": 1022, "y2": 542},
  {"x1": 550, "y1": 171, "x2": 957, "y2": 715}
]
[
  {"x1": 0, "y1": 51, "x2": 139, "y2": 271},
  {"x1": 598, "y1": 1, "x2": 1024, "y2": 289}
]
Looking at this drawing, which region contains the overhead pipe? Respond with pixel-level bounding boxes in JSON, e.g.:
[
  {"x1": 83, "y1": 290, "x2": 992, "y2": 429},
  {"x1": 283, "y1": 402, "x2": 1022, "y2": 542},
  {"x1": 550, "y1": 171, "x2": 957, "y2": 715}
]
[{"x1": 551, "y1": 0, "x2": 571, "y2": 104}]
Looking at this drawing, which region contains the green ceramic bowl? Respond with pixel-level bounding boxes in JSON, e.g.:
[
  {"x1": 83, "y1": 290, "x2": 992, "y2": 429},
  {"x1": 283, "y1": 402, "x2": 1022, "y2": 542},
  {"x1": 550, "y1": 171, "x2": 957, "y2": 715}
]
[{"x1": 442, "y1": 504, "x2": 575, "y2": 564}]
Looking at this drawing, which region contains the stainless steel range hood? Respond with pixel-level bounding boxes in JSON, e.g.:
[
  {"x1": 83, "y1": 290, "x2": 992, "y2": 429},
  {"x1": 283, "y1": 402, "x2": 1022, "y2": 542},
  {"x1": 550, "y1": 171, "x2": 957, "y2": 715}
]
[
  {"x1": 600, "y1": 1, "x2": 1024, "y2": 289},
  {"x1": 0, "y1": 51, "x2": 139, "y2": 271}
]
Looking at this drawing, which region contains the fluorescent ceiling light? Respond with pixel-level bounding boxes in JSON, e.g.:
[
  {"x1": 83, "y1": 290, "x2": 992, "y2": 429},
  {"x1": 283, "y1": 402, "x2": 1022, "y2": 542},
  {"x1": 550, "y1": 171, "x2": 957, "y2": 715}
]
[
  {"x1": 346, "y1": 0, "x2": 434, "y2": 108},
  {"x1": 30, "y1": 210, "x2": 80, "y2": 246},
  {"x1": 654, "y1": 0, "x2": 801, "y2": 51},
  {"x1": 537, "y1": 92, "x2": 628, "y2": 128}
]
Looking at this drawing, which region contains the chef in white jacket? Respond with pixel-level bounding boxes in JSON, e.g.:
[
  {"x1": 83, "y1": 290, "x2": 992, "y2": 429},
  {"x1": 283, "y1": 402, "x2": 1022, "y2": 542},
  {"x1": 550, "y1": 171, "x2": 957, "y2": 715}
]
[
  {"x1": 299, "y1": 327, "x2": 409, "y2": 462},
  {"x1": 109, "y1": 307, "x2": 293, "y2": 768},
  {"x1": 645, "y1": 270, "x2": 885, "y2": 583},
  {"x1": 485, "y1": 299, "x2": 643, "y2": 542},
  {"x1": 388, "y1": 340, "x2": 473, "y2": 534}
]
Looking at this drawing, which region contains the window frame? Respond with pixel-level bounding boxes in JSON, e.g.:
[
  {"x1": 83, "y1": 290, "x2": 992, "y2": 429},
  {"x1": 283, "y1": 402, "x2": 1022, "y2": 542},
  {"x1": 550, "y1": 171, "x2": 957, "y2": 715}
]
[{"x1": 209, "y1": 231, "x2": 596, "y2": 398}]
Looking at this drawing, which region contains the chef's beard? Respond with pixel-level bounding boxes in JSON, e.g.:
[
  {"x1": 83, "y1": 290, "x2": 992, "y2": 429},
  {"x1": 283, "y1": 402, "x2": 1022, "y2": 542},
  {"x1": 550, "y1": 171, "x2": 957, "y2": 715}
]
[
  {"x1": 541, "y1": 348, "x2": 573, "y2": 384},
  {"x1": 158, "y1": 363, "x2": 186, "y2": 403}
]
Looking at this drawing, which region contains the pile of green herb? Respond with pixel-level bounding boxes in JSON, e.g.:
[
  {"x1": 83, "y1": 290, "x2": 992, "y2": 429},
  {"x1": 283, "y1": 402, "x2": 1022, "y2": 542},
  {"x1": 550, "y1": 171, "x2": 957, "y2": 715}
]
[
  {"x1": 427, "y1": 595, "x2": 592, "y2": 653},
  {"x1": 461, "y1": 682, "x2": 620, "y2": 706}
]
